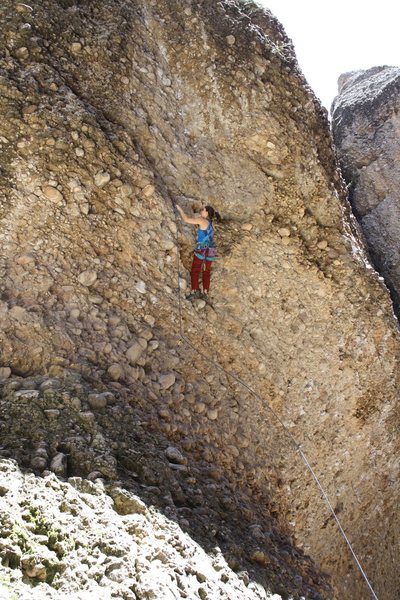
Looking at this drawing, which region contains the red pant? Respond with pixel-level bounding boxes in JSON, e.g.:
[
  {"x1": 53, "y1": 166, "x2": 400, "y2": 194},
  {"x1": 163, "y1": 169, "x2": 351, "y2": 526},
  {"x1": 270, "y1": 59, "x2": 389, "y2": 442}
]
[{"x1": 191, "y1": 254, "x2": 213, "y2": 292}]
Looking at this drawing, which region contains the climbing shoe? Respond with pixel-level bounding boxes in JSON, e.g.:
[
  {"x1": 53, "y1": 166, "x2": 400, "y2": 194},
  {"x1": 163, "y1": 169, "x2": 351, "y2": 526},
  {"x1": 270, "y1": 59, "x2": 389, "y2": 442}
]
[
  {"x1": 200, "y1": 292, "x2": 209, "y2": 302},
  {"x1": 186, "y1": 290, "x2": 201, "y2": 301}
]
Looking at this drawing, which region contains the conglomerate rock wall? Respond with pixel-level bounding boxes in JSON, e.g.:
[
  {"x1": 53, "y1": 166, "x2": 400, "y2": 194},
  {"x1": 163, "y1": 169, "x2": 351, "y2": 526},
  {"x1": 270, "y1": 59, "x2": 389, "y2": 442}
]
[
  {"x1": 331, "y1": 66, "x2": 400, "y2": 313},
  {"x1": 0, "y1": 1, "x2": 399, "y2": 599}
]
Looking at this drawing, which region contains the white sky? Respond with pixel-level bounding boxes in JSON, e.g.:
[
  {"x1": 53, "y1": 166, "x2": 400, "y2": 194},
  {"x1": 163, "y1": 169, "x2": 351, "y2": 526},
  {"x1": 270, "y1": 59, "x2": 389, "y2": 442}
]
[{"x1": 259, "y1": 0, "x2": 400, "y2": 110}]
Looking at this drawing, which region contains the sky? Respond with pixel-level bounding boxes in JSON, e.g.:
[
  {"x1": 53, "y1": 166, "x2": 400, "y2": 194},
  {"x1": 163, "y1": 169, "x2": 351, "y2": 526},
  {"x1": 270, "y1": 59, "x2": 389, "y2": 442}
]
[{"x1": 259, "y1": 0, "x2": 400, "y2": 111}]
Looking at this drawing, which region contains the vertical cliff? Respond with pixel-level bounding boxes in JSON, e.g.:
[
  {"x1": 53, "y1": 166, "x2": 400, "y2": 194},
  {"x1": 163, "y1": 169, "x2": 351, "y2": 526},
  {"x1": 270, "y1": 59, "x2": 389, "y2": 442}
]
[
  {"x1": 331, "y1": 66, "x2": 400, "y2": 314},
  {"x1": 0, "y1": 1, "x2": 399, "y2": 599}
]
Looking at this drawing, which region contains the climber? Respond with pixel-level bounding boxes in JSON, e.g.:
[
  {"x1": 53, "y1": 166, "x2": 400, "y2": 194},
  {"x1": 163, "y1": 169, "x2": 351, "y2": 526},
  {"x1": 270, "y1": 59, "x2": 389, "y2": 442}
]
[{"x1": 176, "y1": 203, "x2": 221, "y2": 301}]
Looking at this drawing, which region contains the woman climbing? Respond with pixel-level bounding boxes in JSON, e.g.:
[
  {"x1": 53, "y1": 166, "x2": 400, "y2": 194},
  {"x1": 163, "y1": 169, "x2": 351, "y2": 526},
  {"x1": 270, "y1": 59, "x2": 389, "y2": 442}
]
[{"x1": 176, "y1": 203, "x2": 221, "y2": 301}]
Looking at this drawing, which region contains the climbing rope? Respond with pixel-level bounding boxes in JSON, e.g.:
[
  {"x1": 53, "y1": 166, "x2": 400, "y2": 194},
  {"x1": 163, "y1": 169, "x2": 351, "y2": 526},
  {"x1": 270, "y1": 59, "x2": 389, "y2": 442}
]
[{"x1": 170, "y1": 199, "x2": 379, "y2": 600}]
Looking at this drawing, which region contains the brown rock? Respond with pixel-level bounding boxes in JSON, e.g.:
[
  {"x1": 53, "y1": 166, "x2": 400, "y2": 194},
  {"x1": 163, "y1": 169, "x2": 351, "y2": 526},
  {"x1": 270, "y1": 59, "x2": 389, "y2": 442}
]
[
  {"x1": 42, "y1": 185, "x2": 63, "y2": 203},
  {"x1": 78, "y1": 270, "x2": 97, "y2": 286},
  {"x1": 126, "y1": 341, "x2": 146, "y2": 365},
  {"x1": 16, "y1": 47, "x2": 29, "y2": 59},
  {"x1": 16, "y1": 3, "x2": 33, "y2": 13},
  {"x1": 107, "y1": 364, "x2": 123, "y2": 380},
  {"x1": 0, "y1": 367, "x2": 11, "y2": 380}
]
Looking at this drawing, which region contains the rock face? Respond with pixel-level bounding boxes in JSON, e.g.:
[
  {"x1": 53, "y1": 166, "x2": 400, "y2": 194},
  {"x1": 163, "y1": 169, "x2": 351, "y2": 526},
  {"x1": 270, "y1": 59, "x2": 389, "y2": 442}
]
[
  {"x1": 331, "y1": 66, "x2": 400, "y2": 312},
  {"x1": 0, "y1": 458, "x2": 285, "y2": 600},
  {"x1": 0, "y1": 371, "x2": 332, "y2": 599},
  {"x1": 0, "y1": 2, "x2": 399, "y2": 600}
]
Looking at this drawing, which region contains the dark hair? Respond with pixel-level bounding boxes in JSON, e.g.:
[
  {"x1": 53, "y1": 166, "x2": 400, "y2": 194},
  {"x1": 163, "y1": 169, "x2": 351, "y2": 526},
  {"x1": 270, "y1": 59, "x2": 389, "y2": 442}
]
[{"x1": 205, "y1": 205, "x2": 222, "y2": 223}]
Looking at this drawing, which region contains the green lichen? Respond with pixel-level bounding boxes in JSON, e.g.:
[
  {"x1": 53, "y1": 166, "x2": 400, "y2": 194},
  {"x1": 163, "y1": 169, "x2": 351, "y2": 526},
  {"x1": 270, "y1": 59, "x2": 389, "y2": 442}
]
[{"x1": 11, "y1": 524, "x2": 33, "y2": 556}]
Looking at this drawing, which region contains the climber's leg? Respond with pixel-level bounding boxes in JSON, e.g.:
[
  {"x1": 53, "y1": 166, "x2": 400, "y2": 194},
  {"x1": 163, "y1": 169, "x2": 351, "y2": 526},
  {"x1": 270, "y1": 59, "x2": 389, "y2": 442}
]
[
  {"x1": 202, "y1": 259, "x2": 212, "y2": 294},
  {"x1": 190, "y1": 254, "x2": 203, "y2": 292}
]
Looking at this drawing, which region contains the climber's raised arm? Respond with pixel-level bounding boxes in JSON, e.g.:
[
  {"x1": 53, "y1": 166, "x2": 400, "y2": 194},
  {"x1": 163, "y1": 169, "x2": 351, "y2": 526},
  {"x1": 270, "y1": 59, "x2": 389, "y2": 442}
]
[{"x1": 176, "y1": 204, "x2": 208, "y2": 228}]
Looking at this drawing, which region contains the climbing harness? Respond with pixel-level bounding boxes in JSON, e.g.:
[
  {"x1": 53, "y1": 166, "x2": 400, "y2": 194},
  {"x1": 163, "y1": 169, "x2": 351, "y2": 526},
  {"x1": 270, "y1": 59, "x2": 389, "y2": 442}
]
[{"x1": 170, "y1": 198, "x2": 379, "y2": 600}]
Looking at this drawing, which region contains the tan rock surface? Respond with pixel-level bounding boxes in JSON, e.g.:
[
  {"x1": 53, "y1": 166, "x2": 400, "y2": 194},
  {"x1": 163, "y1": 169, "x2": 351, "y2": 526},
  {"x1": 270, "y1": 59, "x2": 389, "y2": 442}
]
[{"x1": 0, "y1": 2, "x2": 399, "y2": 599}]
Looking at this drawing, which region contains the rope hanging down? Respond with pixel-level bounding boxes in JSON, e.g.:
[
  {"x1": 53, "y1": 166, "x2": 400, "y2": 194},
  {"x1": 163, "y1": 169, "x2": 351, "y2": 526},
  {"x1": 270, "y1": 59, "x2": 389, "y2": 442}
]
[{"x1": 170, "y1": 199, "x2": 379, "y2": 600}]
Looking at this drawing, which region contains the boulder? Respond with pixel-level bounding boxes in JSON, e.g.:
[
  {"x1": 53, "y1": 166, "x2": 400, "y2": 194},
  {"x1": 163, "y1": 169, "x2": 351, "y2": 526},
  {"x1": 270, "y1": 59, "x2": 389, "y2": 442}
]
[{"x1": 332, "y1": 66, "x2": 400, "y2": 311}]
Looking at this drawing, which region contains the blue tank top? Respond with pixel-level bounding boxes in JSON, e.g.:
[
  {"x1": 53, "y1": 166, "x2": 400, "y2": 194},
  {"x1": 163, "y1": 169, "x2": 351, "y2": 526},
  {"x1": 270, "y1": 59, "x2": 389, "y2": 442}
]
[{"x1": 196, "y1": 221, "x2": 214, "y2": 248}]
